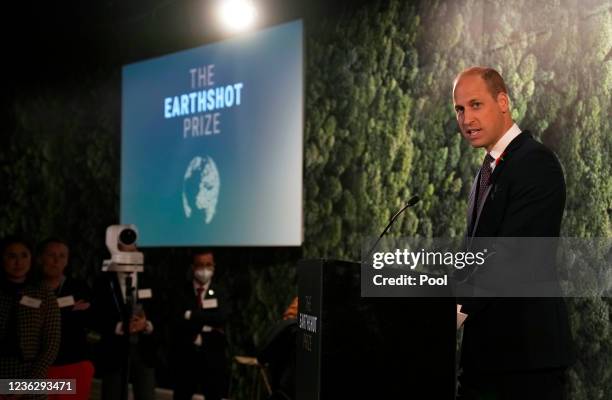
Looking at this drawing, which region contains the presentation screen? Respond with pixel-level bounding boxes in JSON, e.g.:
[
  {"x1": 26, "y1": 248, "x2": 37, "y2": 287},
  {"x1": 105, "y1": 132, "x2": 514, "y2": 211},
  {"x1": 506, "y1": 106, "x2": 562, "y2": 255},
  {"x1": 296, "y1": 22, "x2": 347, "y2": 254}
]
[{"x1": 121, "y1": 20, "x2": 303, "y2": 246}]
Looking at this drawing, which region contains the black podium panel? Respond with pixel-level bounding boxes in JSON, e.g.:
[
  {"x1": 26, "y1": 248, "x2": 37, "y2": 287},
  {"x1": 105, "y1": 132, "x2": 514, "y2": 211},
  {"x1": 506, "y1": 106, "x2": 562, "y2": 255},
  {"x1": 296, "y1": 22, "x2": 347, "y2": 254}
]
[{"x1": 297, "y1": 259, "x2": 456, "y2": 400}]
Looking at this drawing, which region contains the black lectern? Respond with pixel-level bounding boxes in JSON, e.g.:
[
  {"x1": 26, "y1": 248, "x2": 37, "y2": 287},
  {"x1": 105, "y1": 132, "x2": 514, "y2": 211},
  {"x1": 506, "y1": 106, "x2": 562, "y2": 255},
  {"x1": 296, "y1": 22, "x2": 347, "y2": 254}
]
[{"x1": 297, "y1": 259, "x2": 456, "y2": 399}]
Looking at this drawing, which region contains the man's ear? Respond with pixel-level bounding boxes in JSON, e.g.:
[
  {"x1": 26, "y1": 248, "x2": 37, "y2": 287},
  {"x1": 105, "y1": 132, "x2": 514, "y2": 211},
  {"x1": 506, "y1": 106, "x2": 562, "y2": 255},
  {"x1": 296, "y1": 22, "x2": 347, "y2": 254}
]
[{"x1": 497, "y1": 92, "x2": 510, "y2": 113}]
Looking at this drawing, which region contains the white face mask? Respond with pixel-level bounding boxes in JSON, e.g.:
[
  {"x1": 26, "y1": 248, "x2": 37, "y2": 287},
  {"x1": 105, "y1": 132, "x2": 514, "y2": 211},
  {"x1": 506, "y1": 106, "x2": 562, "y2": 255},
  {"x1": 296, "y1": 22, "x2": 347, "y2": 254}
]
[{"x1": 194, "y1": 268, "x2": 214, "y2": 284}]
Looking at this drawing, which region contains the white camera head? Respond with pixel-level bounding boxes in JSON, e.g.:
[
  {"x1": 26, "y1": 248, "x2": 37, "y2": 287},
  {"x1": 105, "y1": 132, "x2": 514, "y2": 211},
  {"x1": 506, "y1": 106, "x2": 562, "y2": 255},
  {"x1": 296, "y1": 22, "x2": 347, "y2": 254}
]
[{"x1": 103, "y1": 224, "x2": 144, "y2": 272}]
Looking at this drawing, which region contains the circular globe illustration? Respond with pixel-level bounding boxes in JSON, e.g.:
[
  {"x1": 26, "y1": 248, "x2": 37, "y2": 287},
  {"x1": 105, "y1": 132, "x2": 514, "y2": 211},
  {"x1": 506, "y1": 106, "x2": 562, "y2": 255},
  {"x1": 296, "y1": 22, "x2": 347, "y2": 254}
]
[{"x1": 182, "y1": 156, "x2": 220, "y2": 224}]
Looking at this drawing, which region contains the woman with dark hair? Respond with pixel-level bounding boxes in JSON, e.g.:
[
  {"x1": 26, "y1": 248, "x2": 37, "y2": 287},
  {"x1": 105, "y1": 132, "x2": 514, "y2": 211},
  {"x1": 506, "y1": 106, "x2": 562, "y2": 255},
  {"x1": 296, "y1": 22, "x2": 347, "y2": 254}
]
[
  {"x1": 38, "y1": 238, "x2": 94, "y2": 400},
  {"x1": 0, "y1": 236, "x2": 61, "y2": 386}
]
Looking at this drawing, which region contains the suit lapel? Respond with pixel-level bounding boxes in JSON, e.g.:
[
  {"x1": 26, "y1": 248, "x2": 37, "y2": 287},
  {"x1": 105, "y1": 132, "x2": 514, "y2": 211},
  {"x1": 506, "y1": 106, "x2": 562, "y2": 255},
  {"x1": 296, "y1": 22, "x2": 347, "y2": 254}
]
[
  {"x1": 467, "y1": 130, "x2": 532, "y2": 238},
  {"x1": 471, "y1": 184, "x2": 493, "y2": 237},
  {"x1": 188, "y1": 282, "x2": 200, "y2": 308},
  {"x1": 466, "y1": 172, "x2": 479, "y2": 236},
  {"x1": 109, "y1": 273, "x2": 128, "y2": 317}
]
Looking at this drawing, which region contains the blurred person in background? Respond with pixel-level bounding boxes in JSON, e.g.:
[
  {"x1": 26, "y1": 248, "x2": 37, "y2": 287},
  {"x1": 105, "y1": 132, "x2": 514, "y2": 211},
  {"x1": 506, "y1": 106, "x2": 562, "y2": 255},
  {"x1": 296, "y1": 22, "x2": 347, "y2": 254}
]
[
  {"x1": 38, "y1": 238, "x2": 94, "y2": 400},
  {"x1": 172, "y1": 249, "x2": 230, "y2": 400},
  {"x1": 91, "y1": 242, "x2": 159, "y2": 400},
  {"x1": 257, "y1": 296, "x2": 298, "y2": 400},
  {"x1": 0, "y1": 236, "x2": 61, "y2": 392}
]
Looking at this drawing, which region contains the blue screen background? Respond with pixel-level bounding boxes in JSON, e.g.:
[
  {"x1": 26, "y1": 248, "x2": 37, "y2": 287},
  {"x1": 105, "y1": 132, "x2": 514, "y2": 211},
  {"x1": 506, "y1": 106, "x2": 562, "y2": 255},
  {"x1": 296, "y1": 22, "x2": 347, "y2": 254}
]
[{"x1": 121, "y1": 20, "x2": 303, "y2": 246}]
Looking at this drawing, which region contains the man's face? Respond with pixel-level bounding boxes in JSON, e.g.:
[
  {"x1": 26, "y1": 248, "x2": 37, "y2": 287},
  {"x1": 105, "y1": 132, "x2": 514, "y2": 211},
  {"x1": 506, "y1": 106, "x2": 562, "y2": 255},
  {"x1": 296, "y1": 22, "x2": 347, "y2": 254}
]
[
  {"x1": 453, "y1": 74, "x2": 508, "y2": 151},
  {"x1": 192, "y1": 253, "x2": 215, "y2": 274},
  {"x1": 40, "y1": 242, "x2": 69, "y2": 279}
]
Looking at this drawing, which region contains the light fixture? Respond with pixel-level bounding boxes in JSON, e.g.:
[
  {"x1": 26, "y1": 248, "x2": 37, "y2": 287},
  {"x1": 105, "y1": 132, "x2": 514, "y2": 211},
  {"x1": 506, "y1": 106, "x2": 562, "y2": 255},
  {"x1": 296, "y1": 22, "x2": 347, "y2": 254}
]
[{"x1": 218, "y1": 0, "x2": 257, "y2": 32}]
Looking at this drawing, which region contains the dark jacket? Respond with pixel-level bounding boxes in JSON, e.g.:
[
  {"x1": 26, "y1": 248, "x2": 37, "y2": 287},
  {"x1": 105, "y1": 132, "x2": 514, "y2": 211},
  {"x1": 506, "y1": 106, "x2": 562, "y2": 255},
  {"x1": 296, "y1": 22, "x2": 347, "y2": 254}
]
[
  {"x1": 91, "y1": 272, "x2": 159, "y2": 373},
  {"x1": 460, "y1": 131, "x2": 574, "y2": 373},
  {"x1": 171, "y1": 280, "x2": 229, "y2": 363},
  {"x1": 52, "y1": 276, "x2": 93, "y2": 365}
]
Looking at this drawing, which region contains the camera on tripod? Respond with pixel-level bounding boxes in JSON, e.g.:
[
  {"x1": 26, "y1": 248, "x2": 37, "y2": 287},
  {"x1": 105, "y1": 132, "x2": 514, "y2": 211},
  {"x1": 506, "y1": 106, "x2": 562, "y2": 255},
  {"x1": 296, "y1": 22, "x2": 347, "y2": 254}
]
[{"x1": 102, "y1": 224, "x2": 144, "y2": 272}]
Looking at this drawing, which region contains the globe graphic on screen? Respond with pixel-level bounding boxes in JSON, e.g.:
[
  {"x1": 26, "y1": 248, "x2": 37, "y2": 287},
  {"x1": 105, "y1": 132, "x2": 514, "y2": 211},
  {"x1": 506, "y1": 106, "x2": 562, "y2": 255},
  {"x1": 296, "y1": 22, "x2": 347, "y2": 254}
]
[{"x1": 182, "y1": 156, "x2": 220, "y2": 224}]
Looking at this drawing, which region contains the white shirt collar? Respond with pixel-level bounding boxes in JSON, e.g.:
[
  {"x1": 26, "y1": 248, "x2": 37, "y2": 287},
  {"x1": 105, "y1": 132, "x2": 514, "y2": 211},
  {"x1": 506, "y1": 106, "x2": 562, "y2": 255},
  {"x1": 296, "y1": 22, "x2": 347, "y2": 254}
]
[{"x1": 489, "y1": 123, "x2": 521, "y2": 168}]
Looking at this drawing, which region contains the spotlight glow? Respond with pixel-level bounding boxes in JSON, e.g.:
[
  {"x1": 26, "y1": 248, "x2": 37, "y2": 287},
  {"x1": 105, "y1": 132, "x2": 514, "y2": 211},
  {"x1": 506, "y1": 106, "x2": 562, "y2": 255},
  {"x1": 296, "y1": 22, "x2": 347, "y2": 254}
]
[{"x1": 218, "y1": 0, "x2": 257, "y2": 32}]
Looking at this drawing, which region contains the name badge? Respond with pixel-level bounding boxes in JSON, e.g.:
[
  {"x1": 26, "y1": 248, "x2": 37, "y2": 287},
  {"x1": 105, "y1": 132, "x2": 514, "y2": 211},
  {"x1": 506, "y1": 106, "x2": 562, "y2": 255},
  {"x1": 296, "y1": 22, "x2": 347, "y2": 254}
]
[
  {"x1": 57, "y1": 296, "x2": 76, "y2": 308},
  {"x1": 20, "y1": 296, "x2": 42, "y2": 309},
  {"x1": 203, "y1": 298, "x2": 218, "y2": 309},
  {"x1": 138, "y1": 289, "x2": 153, "y2": 299}
]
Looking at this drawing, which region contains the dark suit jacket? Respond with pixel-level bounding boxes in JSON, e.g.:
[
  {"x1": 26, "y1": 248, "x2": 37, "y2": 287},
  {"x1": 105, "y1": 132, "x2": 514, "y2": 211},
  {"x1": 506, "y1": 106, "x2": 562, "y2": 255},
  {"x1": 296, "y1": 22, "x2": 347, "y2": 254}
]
[
  {"x1": 91, "y1": 272, "x2": 159, "y2": 373},
  {"x1": 171, "y1": 280, "x2": 229, "y2": 367},
  {"x1": 53, "y1": 277, "x2": 93, "y2": 365},
  {"x1": 459, "y1": 131, "x2": 574, "y2": 374}
]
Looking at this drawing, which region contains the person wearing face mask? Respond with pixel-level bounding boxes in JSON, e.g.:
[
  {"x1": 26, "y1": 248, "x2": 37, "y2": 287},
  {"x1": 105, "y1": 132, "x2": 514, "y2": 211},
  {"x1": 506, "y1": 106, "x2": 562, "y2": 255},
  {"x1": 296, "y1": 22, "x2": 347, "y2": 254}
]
[{"x1": 171, "y1": 249, "x2": 230, "y2": 400}]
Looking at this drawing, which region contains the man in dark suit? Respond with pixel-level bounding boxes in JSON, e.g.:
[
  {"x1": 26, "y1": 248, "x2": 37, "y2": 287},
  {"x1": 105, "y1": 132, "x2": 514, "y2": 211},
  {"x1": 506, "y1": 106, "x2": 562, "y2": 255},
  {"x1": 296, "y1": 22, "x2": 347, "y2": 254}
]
[
  {"x1": 453, "y1": 67, "x2": 574, "y2": 399},
  {"x1": 91, "y1": 243, "x2": 159, "y2": 400},
  {"x1": 172, "y1": 249, "x2": 230, "y2": 400}
]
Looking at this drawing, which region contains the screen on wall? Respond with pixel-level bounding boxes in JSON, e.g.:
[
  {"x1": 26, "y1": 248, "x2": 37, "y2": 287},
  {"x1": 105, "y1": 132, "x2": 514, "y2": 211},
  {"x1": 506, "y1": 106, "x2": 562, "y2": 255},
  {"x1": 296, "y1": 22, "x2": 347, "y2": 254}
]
[{"x1": 121, "y1": 20, "x2": 303, "y2": 246}]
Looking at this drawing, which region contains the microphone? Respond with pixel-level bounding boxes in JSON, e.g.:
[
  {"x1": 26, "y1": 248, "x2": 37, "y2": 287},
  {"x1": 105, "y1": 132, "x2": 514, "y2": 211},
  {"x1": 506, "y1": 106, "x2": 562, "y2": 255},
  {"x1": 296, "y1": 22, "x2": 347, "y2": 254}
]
[{"x1": 364, "y1": 195, "x2": 420, "y2": 262}]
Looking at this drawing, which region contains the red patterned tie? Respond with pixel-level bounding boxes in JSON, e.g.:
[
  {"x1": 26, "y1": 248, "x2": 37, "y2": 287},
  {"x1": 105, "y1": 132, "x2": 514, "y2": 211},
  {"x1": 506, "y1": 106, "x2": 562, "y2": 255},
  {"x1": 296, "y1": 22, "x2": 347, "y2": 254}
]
[
  {"x1": 196, "y1": 286, "x2": 204, "y2": 308},
  {"x1": 476, "y1": 153, "x2": 495, "y2": 212}
]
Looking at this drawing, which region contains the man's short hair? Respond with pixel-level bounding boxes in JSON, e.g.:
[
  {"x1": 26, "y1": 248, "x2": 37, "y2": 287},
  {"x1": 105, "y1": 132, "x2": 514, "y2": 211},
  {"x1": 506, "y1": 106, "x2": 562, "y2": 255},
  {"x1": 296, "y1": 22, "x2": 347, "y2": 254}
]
[
  {"x1": 192, "y1": 247, "x2": 214, "y2": 261},
  {"x1": 454, "y1": 66, "x2": 509, "y2": 100},
  {"x1": 36, "y1": 237, "x2": 69, "y2": 256}
]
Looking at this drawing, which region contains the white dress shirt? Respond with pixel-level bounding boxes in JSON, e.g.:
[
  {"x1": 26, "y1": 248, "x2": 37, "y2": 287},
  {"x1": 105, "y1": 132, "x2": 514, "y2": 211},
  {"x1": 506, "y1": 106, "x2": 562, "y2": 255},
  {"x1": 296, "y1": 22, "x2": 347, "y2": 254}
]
[{"x1": 489, "y1": 123, "x2": 521, "y2": 171}]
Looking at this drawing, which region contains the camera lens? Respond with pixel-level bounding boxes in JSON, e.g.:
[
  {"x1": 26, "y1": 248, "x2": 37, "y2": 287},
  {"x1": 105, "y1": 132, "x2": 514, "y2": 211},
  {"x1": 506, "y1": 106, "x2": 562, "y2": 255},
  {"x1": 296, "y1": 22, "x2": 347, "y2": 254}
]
[{"x1": 119, "y1": 228, "x2": 137, "y2": 245}]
